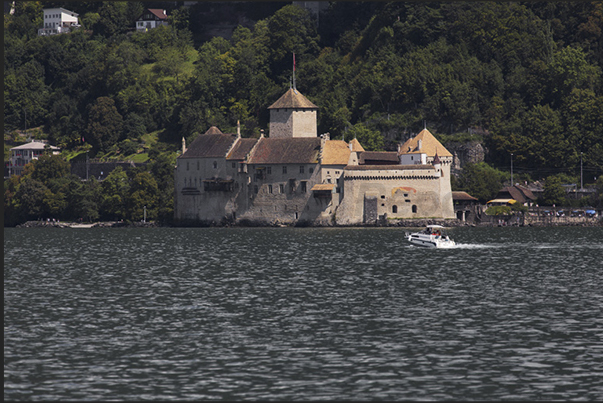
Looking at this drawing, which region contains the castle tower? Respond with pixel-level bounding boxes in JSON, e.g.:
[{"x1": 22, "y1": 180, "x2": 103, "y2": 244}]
[{"x1": 267, "y1": 88, "x2": 318, "y2": 138}]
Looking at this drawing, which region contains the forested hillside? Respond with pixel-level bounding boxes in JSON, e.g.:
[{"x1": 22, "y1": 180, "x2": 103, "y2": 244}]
[{"x1": 4, "y1": 1, "x2": 603, "y2": 225}]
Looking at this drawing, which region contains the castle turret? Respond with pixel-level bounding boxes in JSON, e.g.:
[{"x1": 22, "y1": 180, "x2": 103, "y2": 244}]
[{"x1": 267, "y1": 88, "x2": 318, "y2": 138}]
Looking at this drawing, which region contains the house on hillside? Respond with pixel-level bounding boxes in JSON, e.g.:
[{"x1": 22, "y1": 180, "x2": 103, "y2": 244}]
[
  {"x1": 174, "y1": 85, "x2": 455, "y2": 226},
  {"x1": 135, "y1": 9, "x2": 168, "y2": 32},
  {"x1": 38, "y1": 8, "x2": 79, "y2": 36},
  {"x1": 7, "y1": 140, "x2": 60, "y2": 177}
]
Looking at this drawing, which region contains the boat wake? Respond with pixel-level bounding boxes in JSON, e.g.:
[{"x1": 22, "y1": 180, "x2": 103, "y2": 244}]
[{"x1": 449, "y1": 243, "x2": 499, "y2": 249}]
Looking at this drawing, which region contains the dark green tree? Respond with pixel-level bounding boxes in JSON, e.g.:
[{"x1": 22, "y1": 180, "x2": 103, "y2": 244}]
[
  {"x1": 541, "y1": 175, "x2": 567, "y2": 206},
  {"x1": 99, "y1": 166, "x2": 130, "y2": 220},
  {"x1": 30, "y1": 154, "x2": 71, "y2": 183},
  {"x1": 344, "y1": 123, "x2": 384, "y2": 151},
  {"x1": 125, "y1": 171, "x2": 159, "y2": 221},
  {"x1": 455, "y1": 162, "x2": 506, "y2": 203},
  {"x1": 86, "y1": 97, "x2": 124, "y2": 152}
]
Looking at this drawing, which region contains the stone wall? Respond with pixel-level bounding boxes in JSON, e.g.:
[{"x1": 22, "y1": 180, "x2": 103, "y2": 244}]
[
  {"x1": 269, "y1": 109, "x2": 317, "y2": 138},
  {"x1": 335, "y1": 166, "x2": 455, "y2": 225},
  {"x1": 71, "y1": 160, "x2": 146, "y2": 180}
]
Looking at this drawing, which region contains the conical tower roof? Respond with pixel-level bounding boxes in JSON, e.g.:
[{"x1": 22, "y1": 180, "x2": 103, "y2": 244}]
[
  {"x1": 204, "y1": 126, "x2": 223, "y2": 135},
  {"x1": 398, "y1": 129, "x2": 452, "y2": 157},
  {"x1": 268, "y1": 88, "x2": 318, "y2": 109}
]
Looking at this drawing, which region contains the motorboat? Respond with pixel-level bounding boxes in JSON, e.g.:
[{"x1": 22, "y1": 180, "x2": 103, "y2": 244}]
[{"x1": 406, "y1": 225, "x2": 456, "y2": 248}]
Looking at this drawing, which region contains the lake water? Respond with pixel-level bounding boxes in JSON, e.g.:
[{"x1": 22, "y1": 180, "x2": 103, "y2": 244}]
[{"x1": 4, "y1": 226, "x2": 603, "y2": 401}]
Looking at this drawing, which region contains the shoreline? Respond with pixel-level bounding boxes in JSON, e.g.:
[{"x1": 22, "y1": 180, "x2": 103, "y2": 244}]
[{"x1": 11, "y1": 217, "x2": 602, "y2": 229}]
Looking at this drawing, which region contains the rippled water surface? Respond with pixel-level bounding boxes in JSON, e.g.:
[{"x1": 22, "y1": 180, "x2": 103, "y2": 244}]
[{"x1": 4, "y1": 226, "x2": 603, "y2": 400}]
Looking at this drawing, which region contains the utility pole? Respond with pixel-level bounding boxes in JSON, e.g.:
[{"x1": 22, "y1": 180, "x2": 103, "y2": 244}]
[
  {"x1": 580, "y1": 152, "x2": 583, "y2": 191},
  {"x1": 510, "y1": 152, "x2": 513, "y2": 186}
]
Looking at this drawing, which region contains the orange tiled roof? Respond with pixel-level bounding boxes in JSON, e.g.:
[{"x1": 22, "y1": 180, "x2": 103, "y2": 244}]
[
  {"x1": 399, "y1": 129, "x2": 452, "y2": 157},
  {"x1": 321, "y1": 140, "x2": 350, "y2": 165}
]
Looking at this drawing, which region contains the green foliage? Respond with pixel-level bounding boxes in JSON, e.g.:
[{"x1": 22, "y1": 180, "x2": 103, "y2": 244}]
[
  {"x1": 344, "y1": 123, "x2": 384, "y2": 151},
  {"x1": 100, "y1": 166, "x2": 129, "y2": 220},
  {"x1": 541, "y1": 175, "x2": 568, "y2": 206},
  {"x1": 4, "y1": 1, "x2": 603, "y2": 225},
  {"x1": 30, "y1": 154, "x2": 71, "y2": 183},
  {"x1": 455, "y1": 162, "x2": 506, "y2": 203},
  {"x1": 125, "y1": 171, "x2": 159, "y2": 221},
  {"x1": 485, "y1": 206, "x2": 512, "y2": 216},
  {"x1": 86, "y1": 97, "x2": 124, "y2": 152}
]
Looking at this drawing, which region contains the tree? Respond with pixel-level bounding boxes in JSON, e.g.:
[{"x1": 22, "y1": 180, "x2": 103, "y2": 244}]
[
  {"x1": 30, "y1": 154, "x2": 71, "y2": 183},
  {"x1": 13, "y1": 177, "x2": 48, "y2": 220},
  {"x1": 86, "y1": 97, "x2": 124, "y2": 152},
  {"x1": 344, "y1": 123, "x2": 384, "y2": 151},
  {"x1": 66, "y1": 179, "x2": 100, "y2": 222},
  {"x1": 92, "y1": 2, "x2": 130, "y2": 38},
  {"x1": 541, "y1": 175, "x2": 567, "y2": 206},
  {"x1": 455, "y1": 162, "x2": 506, "y2": 203},
  {"x1": 267, "y1": 4, "x2": 320, "y2": 79},
  {"x1": 125, "y1": 171, "x2": 159, "y2": 221},
  {"x1": 100, "y1": 166, "x2": 129, "y2": 220}
]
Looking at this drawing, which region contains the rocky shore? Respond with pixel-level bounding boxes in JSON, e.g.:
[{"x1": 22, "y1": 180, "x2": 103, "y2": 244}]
[{"x1": 15, "y1": 220, "x2": 159, "y2": 228}]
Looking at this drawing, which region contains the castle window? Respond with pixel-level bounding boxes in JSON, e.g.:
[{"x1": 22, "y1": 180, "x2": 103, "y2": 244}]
[
  {"x1": 268, "y1": 184, "x2": 273, "y2": 194},
  {"x1": 301, "y1": 181, "x2": 307, "y2": 193},
  {"x1": 282, "y1": 166, "x2": 287, "y2": 174},
  {"x1": 197, "y1": 161, "x2": 200, "y2": 170},
  {"x1": 309, "y1": 168, "x2": 314, "y2": 174},
  {"x1": 412, "y1": 205, "x2": 418, "y2": 213},
  {"x1": 300, "y1": 166, "x2": 304, "y2": 174},
  {"x1": 232, "y1": 162, "x2": 236, "y2": 168},
  {"x1": 392, "y1": 205, "x2": 398, "y2": 213},
  {"x1": 213, "y1": 161, "x2": 217, "y2": 169},
  {"x1": 279, "y1": 184, "x2": 284, "y2": 193},
  {"x1": 267, "y1": 167, "x2": 272, "y2": 175}
]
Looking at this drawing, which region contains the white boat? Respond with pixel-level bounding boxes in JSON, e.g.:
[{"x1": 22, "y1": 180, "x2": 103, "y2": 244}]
[{"x1": 406, "y1": 225, "x2": 456, "y2": 248}]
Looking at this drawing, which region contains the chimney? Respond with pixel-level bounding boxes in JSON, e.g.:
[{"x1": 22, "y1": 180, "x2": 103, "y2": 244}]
[
  {"x1": 181, "y1": 137, "x2": 186, "y2": 155},
  {"x1": 237, "y1": 120, "x2": 241, "y2": 138}
]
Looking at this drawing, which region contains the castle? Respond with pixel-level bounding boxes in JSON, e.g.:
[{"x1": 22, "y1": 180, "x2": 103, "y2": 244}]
[{"x1": 174, "y1": 87, "x2": 454, "y2": 226}]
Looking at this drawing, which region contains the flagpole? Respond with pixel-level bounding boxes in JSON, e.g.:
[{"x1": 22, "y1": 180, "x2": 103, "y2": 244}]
[{"x1": 293, "y1": 52, "x2": 296, "y2": 91}]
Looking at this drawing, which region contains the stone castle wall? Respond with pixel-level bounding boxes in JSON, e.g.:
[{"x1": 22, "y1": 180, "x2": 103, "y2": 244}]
[
  {"x1": 335, "y1": 166, "x2": 455, "y2": 225},
  {"x1": 269, "y1": 109, "x2": 317, "y2": 138}
]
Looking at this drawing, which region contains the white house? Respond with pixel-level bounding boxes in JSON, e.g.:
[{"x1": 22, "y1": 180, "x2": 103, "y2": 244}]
[
  {"x1": 135, "y1": 9, "x2": 168, "y2": 32},
  {"x1": 7, "y1": 141, "x2": 60, "y2": 177},
  {"x1": 38, "y1": 8, "x2": 79, "y2": 36}
]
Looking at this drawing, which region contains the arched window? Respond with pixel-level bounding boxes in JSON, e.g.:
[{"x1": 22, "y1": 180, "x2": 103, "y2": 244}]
[
  {"x1": 412, "y1": 205, "x2": 418, "y2": 213},
  {"x1": 392, "y1": 205, "x2": 398, "y2": 214}
]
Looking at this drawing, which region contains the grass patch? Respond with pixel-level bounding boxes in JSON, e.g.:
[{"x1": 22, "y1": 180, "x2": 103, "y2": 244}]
[
  {"x1": 141, "y1": 130, "x2": 161, "y2": 147},
  {"x1": 128, "y1": 153, "x2": 149, "y2": 163}
]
